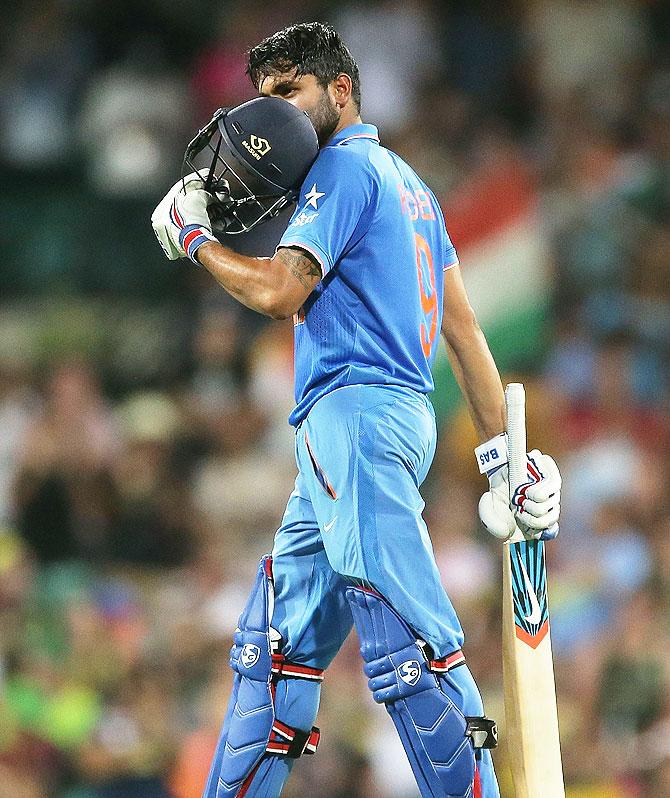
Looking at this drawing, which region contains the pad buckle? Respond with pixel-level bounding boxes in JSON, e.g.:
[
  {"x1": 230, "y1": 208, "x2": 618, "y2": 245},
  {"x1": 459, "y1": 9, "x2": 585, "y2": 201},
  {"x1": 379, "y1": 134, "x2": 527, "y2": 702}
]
[
  {"x1": 465, "y1": 716, "x2": 498, "y2": 749},
  {"x1": 271, "y1": 653, "x2": 325, "y2": 682},
  {"x1": 267, "y1": 720, "x2": 321, "y2": 758}
]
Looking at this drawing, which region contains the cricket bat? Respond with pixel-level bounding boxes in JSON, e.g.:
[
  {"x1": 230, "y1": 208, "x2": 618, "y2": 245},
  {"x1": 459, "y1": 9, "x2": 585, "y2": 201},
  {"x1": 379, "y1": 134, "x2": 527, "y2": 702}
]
[{"x1": 502, "y1": 383, "x2": 564, "y2": 797}]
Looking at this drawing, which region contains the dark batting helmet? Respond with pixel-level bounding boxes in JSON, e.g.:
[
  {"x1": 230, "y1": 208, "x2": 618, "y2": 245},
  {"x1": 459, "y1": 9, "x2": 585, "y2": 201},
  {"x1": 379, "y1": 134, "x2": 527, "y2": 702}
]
[{"x1": 182, "y1": 96, "x2": 319, "y2": 235}]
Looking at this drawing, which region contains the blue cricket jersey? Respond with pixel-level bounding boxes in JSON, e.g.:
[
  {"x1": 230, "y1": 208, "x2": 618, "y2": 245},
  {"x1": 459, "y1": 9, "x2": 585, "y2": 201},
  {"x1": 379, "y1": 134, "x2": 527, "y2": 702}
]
[{"x1": 278, "y1": 123, "x2": 458, "y2": 427}]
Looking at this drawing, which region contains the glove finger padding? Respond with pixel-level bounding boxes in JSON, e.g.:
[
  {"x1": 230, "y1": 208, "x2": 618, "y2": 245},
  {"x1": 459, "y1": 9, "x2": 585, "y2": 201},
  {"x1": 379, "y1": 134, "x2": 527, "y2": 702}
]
[
  {"x1": 179, "y1": 175, "x2": 232, "y2": 231},
  {"x1": 175, "y1": 188, "x2": 214, "y2": 227},
  {"x1": 513, "y1": 450, "x2": 561, "y2": 535},
  {"x1": 518, "y1": 497, "x2": 560, "y2": 521},
  {"x1": 524, "y1": 452, "x2": 561, "y2": 502},
  {"x1": 204, "y1": 179, "x2": 237, "y2": 233},
  {"x1": 517, "y1": 503, "x2": 560, "y2": 531}
]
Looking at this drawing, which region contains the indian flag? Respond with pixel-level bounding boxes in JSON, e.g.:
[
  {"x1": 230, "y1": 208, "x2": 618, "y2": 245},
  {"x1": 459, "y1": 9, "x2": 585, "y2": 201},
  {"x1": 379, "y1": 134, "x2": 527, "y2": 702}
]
[{"x1": 432, "y1": 153, "x2": 552, "y2": 420}]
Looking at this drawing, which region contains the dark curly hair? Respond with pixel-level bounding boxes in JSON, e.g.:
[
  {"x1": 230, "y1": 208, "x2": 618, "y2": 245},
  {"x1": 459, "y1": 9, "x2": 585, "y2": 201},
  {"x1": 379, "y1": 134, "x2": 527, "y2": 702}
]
[{"x1": 247, "y1": 22, "x2": 361, "y2": 112}]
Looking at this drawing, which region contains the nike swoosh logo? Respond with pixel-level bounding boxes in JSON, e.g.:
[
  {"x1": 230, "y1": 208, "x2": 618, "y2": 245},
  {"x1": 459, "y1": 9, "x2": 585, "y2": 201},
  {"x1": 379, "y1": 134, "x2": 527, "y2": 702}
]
[
  {"x1": 518, "y1": 557, "x2": 542, "y2": 624},
  {"x1": 323, "y1": 517, "x2": 337, "y2": 533}
]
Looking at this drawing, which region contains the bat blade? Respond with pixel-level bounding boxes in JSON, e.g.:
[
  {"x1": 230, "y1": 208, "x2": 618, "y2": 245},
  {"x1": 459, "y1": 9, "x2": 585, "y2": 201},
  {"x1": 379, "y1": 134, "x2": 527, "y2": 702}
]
[{"x1": 503, "y1": 384, "x2": 564, "y2": 797}]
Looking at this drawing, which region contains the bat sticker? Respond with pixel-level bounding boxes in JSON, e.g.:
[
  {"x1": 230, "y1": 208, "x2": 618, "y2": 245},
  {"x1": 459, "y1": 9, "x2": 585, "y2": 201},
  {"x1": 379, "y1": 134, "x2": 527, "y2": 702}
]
[{"x1": 509, "y1": 539, "x2": 549, "y2": 648}]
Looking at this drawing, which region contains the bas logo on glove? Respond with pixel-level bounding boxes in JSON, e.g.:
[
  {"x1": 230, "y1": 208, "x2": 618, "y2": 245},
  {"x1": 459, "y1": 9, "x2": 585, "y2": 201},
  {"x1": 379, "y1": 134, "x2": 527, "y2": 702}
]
[{"x1": 475, "y1": 433, "x2": 507, "y2": 473}]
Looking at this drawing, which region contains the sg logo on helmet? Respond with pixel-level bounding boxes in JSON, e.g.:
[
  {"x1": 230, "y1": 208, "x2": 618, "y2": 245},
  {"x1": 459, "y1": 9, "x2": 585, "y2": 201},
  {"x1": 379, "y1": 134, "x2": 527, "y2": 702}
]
[
  {"x1": 242, "y1": 135, "x2": 272, "y2": 160},
  {"x1": 397, "y1": 660, "x2": 421, "y2": 686},
  {"x1": 241, "y1": 643, "x2": 261, "y2": 668},
  {"x1": 250, "y1": 135, "x2": 271, "y2": 155}
]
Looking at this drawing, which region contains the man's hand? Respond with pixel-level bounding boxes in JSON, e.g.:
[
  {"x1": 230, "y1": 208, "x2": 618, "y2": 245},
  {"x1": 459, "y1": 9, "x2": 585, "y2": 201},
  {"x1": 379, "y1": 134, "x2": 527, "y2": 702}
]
[
  {"x1": 476, "y1": 435, "x2": 561, "y2": 541},
  {"x1": 151, "y1": 174, "x2": 226, "y2": 263}
]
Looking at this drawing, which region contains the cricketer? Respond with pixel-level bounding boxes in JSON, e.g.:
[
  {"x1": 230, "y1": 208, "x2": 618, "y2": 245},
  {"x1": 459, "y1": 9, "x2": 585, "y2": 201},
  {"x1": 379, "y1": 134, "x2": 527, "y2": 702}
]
[{"x1": 151, "y1": 22, "x2": 562, "y2": 798}]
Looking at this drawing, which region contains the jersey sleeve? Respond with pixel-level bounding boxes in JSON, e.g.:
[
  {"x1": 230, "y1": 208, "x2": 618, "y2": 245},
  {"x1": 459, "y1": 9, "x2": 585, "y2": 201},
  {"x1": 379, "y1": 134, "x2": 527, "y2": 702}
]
[
  {"x1": 434, "y1": 199, "x2": 459, "y2": 271},
  {"x1": 444, "y1": 232, "x2": 459, "y2": 271},
  {"x1": 277, "y1": 148, "x2": 376, "y2": 277}
]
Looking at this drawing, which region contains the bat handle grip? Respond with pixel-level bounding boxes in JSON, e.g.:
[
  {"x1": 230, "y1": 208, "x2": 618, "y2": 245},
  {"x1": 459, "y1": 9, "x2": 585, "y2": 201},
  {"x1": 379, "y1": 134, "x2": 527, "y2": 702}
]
[{"x1": 505, "y1": 382, "x2": 527, "y2": 499}]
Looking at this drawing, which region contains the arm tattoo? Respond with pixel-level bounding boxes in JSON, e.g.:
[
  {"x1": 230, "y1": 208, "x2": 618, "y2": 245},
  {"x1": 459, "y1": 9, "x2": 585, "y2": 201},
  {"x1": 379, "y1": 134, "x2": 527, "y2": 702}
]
[{"x1": 280, "y1": 247, "x2": 322, "y2": 290}]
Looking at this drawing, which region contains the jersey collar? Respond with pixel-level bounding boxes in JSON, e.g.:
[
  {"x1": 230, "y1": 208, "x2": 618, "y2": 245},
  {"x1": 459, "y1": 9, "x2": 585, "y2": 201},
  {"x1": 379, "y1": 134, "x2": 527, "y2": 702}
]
[{"x1": 325, "y1": 123, "x2": 380, "y2": 148}]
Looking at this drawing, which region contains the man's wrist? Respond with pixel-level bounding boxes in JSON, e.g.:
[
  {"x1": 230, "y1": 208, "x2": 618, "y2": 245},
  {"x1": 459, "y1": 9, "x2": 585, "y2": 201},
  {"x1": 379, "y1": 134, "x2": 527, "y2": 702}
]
[
  {"x1": 178, "y1": 225, "x2": 217, "y2": 264},
  {"x1": 192, "y1": 239, "x2": 220, "y2": 266}
]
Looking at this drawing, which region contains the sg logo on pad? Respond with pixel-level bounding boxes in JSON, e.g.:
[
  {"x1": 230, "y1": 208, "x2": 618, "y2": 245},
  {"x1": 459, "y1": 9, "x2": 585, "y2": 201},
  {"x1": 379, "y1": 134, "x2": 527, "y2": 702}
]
[
  {"x1": 397, "y1": 660, "x2": 421, "y2": 686},
  {"x1": 241, "y1": 643, "x2": 261, "y2": 668}
]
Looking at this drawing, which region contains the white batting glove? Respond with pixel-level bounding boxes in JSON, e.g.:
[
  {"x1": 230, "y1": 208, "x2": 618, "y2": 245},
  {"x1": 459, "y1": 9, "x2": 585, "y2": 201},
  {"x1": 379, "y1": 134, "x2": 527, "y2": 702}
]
[
  {"x1": 476, "y1": 434, "x2": 561, "y2": 541},
  {"x1": 151, "y1": 173, "x2": 218, "y2": 263}
]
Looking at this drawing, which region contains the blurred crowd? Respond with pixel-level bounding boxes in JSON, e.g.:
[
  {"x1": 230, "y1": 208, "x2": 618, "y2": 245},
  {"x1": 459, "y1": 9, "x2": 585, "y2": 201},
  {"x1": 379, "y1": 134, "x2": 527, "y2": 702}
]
[{"x1": 1, "y1": 1, "x2": 669, "y2": 797}]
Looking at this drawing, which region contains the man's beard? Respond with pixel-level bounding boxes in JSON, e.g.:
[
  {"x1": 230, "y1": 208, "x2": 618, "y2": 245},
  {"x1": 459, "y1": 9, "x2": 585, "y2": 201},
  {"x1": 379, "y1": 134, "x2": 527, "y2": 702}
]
[{"x1": 308, "y1": 89, "x2": 340, "y2": 146}]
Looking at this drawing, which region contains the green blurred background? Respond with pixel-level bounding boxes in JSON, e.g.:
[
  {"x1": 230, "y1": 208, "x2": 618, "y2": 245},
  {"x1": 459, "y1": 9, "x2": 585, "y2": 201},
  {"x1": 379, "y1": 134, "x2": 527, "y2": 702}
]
[{"x1": 0, "y1": 1, "x2": 669, "y2": 796}]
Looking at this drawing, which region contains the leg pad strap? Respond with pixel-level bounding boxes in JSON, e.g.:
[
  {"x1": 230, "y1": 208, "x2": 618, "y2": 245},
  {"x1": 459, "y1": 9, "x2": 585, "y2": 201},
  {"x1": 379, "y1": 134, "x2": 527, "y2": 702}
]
[{"x1": 268, "y1": 720, "x2": 320, "y2": 758}]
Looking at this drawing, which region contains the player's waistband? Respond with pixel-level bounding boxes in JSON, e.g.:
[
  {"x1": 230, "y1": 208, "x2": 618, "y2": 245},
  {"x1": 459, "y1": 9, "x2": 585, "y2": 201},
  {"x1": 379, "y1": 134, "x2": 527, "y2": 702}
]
[{"x1": 294, "y1": 382, "x2": 433, "y2": 430}]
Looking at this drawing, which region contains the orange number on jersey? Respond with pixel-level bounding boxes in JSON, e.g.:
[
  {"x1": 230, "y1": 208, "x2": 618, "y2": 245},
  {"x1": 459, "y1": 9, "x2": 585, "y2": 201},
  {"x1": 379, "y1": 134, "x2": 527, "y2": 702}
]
[{"x1": 415, "y1": 233, "x2": 438, "y2": 357}]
